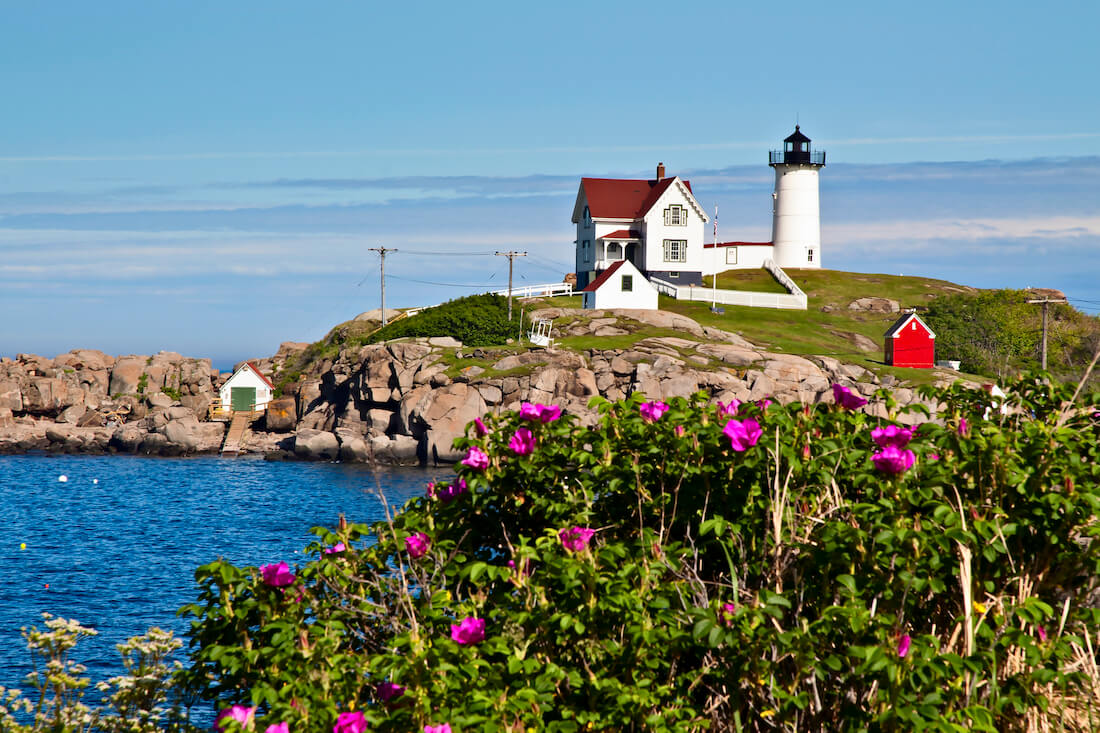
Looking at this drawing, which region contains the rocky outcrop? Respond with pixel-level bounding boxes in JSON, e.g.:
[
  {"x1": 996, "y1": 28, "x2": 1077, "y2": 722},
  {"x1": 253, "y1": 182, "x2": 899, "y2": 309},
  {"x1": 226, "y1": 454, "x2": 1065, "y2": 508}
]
[
  {"x1": 0, "y1": 308, "x2": 951, "y2": 464},
  {"x1": 0, "y1": 350, "x2": 223, "y2": 456}
]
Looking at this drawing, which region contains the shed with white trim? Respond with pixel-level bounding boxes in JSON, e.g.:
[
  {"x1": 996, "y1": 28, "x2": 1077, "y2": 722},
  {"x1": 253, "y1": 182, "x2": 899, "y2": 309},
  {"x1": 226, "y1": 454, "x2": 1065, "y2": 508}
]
[{"x1": 219, "y1": 362, "x2": 275, "y2": 412}]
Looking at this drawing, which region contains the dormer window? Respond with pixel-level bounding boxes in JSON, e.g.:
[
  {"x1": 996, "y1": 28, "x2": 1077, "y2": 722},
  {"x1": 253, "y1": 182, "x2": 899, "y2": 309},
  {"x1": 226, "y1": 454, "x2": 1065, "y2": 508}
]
[{"x1": 664, "y1": 204, "x2": 686, "y2": 226}]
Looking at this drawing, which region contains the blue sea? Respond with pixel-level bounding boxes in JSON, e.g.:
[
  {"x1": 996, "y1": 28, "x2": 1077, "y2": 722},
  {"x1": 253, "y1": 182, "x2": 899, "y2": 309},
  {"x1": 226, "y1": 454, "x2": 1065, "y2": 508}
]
[{"x1": 0, "y1": 454, "x2": 443, "y2": 701}]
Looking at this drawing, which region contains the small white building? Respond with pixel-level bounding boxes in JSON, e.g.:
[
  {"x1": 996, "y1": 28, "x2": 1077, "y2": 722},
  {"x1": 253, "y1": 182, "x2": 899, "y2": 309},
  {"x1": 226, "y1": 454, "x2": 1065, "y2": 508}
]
[
  {"x1": 219, "y1": 362, "x2": 275, "y2": 412},
  {"x1": 702, "y1": 240, "x2": 775, "y2": 275},
  {"x1": 581, "y1": 259, "x2": 658, "y2": 310}
]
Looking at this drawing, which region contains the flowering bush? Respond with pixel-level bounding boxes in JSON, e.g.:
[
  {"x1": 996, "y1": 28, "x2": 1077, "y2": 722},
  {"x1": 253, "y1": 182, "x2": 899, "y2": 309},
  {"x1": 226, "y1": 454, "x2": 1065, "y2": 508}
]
[{"x1": 178, "y1": 377, "x2": 1100, "y2": 731}]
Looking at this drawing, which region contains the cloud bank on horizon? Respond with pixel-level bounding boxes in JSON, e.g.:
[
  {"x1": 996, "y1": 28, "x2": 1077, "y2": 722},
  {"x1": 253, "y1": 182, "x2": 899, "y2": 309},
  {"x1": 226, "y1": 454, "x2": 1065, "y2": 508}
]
[{"x1": 1, "y1": 154, "x2": 1097, "y2": 366}]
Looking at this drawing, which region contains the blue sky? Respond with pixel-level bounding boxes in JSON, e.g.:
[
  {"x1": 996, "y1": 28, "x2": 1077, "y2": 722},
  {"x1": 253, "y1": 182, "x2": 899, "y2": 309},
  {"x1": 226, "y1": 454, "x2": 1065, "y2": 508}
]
[{"x1": 1, "y1": 1, "x2": 1098, "y2": 367}]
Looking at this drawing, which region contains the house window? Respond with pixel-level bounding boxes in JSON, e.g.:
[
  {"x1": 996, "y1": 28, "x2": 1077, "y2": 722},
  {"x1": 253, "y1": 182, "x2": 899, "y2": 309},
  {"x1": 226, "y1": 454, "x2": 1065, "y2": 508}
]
[
  {"x1": 663, "y1": 239, "x2": 687, "y2": 263},
  {"x1": 606, "y1": 242, "x2": 622, "y2": 260},
  {"x1": 668, "y1": 272, "x2": 679, "y2": 279},
  {"x1": 725, "y1": 247, "x2": 738, "y2": 265},
  {"x1": 583, "y1": 206, "x2": 592, "y2": 227},
  {"x1": 582, "y1": 240, "x2": 591, "y2": 263},
  {"x1": 621, "y1": 275, "x2": 633, "y2": 292},
  {"x1": 664, "y1": 205, "x2": 686, "y2": 226},
  {"x1": 807, "y1": 249, "x2": 814, "y2": 263}
]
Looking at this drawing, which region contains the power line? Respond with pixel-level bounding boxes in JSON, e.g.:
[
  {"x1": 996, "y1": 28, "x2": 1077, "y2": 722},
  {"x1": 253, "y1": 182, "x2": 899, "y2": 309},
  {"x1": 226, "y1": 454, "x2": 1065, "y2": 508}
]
[{"x1": 388, "y1": 274, "x2": 502, "y2": 288}]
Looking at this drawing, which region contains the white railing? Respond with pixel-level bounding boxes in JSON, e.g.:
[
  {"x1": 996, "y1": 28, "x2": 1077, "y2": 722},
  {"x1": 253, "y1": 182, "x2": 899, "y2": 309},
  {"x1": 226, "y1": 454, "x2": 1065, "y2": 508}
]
[
  {"x1": 650, "y1": 260, "x2": 807, "y2": 310},
  {"x1": 402, "y1": 283, "x2": 574, "y2": 318},
  {"x1": 490, "y1": 282, "x2": 574, "y2": 298}
]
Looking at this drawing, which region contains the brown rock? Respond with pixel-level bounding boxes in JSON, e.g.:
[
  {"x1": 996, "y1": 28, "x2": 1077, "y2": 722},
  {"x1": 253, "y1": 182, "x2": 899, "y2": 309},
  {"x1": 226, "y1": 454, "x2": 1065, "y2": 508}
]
[{"x1": 265, "y1": 397, "x2": 297, "y2": 432}]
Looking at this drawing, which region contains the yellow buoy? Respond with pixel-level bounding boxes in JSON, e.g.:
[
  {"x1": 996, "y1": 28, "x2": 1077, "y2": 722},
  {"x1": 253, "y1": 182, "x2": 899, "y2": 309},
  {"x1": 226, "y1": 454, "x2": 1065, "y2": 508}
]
[{"x1": 20, "y1": 543, "x2": 26, "y2": 550}]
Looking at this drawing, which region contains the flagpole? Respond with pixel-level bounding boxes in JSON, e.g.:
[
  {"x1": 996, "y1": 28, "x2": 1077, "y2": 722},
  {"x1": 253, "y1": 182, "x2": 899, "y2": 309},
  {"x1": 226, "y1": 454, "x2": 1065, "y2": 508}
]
[{"x1": 711, "y1": 204, "x2": 718, "y2": 312}]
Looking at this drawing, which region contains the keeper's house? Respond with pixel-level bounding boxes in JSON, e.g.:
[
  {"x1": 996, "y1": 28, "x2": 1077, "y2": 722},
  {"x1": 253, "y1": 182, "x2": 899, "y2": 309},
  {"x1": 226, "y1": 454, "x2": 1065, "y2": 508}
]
[
  {"x1": 572, "y1": 163, "x2": 708, "y2": 290},
  {"x1": 884, "y1": 313, "x2": 936, "y2": 368}
]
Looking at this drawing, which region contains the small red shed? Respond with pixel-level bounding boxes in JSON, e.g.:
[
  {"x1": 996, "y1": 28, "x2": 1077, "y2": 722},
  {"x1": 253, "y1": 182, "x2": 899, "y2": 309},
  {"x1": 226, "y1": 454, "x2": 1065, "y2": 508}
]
[{"x1": 884, "y1": 312, "x2": 936, "y2": 368}]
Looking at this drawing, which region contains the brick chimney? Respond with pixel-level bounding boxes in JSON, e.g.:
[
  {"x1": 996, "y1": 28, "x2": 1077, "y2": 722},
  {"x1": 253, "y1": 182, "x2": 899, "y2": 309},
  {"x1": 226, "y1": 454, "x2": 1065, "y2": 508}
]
[{"x1": 656, "y1": 162, "x2": 665, "y2": 180}]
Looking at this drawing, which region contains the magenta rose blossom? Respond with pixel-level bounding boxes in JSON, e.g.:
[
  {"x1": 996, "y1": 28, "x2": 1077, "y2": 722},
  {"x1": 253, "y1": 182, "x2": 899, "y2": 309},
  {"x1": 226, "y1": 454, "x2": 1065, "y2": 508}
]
[
  {"x1": 509, "y1": 427, "x2": 536, "y2": 455},
  {"x1": 538, "y1": 404, "x2": 562, "y2": 422},
  {"x1": 405, "y1": 532, "x2": 430, "y2": 559},
  {"x1": 265, "y1": 724, "x2": 289, "y2": 733},
  {"x1": 872, "y1": 444, "x2": 916, "y2": 474},
  {"x1": 474, "y1": 417, "x2": 490, "y2": 436},
  {"x1": 832, "y1": 384, "x2": 868, "y2": 409},
  {"x1": 675, "y1": 425, "x2": 685, "y2": 437},
  {"x1": 377, "y1": 681, "x2": 405, "y2": 703},
  {"x1": 719, "y1": 601, "x2": 737, "y2": 626},
  {"x1": 871, "y1": 424, "x2": 913, "y2": 449},
  {"x1": 450, "y1": 617, "x2": 486, "y2": 645},
  {"x1": 558, "y1": 526, "x2": 596, "y2": 552},
  {"x1": 723, "y1": 418, "x2": 762, "y2": 452},
  {"x1": 958, "y1": 417, "x2": 969, "y2": 435},
  {"x1": 518, "y1": 402, "x2": 543, "y2": 420},
  {"x1": 639, "y1": 400, "x2": 670, "y2": 423},
  {"x1": 756, "y1": 398, "x2": 773, "y2": 410},
  {"x1": 461, "y1": 445, "x2": 489, "y2": 470},
  {"x1": 898, "y1": 634, "x2": 912, "y2": 658},
  {"x1": 333, "y1": 711, "x2": 367, "y2": 733},
  {"x1": 216, "y1": 706, "x2": 255, "y2": 731},
  {"x1": 260, "y1": 562, "x2": 296, "y2": 587},
  {"x1": 323, "y1": 542, "x2": 346, "y2": 555},
  {"x1": 717, "y1": 400, "x2": 740, "y2": 417},
  {"x1": 437, "y1": 478, "x2": 469, "y2": 503},
  {"x1": 424, "y1": 725, "x2": 452, "y2": 733}
]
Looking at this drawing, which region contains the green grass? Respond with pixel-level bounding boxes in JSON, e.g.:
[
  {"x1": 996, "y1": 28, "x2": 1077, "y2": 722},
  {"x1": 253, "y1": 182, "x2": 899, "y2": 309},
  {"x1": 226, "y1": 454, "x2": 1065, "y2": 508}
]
[{"x1": 704, "y1": 269, "x2": 789, "y2": 294}]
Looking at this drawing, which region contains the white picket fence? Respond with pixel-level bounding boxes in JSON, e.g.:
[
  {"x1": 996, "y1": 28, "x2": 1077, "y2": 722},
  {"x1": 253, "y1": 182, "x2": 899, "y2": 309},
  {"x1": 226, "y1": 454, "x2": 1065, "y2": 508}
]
[
  {"x1": 401, "y1": 282, "x2": 573, "y2": 318},
  {"x1": 650, "y1": 259, "x2": 807, "y2": 310}
]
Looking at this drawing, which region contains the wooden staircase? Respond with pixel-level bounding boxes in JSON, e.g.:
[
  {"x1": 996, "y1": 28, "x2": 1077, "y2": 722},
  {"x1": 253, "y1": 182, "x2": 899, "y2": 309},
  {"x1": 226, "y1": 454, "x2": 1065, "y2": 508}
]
[{"x1": 221, "y1": 412, "x2": 253, "y2": 457}]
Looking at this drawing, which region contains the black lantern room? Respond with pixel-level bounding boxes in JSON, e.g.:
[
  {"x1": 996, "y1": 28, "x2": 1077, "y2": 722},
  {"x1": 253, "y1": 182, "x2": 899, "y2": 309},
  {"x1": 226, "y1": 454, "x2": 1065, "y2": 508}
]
[{"x1": 769, "y1": 125, "x2": 825, "y2": 167}]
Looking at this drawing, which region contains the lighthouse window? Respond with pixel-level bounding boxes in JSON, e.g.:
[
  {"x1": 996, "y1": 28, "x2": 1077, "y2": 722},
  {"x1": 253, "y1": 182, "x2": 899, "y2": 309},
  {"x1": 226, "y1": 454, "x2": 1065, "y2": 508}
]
[
  {"x1": 664, "y1": 205, "x2": 686, "y2": 226},
  {"x1": 662, "y1": 239, "x2": 687, "y2": 263}
]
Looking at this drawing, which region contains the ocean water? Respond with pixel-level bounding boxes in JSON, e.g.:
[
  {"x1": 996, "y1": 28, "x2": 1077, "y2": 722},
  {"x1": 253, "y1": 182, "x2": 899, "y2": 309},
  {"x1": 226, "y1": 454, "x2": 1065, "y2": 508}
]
[{"x1": 0, "y1": 454, "x2": 443, "y2": 700}]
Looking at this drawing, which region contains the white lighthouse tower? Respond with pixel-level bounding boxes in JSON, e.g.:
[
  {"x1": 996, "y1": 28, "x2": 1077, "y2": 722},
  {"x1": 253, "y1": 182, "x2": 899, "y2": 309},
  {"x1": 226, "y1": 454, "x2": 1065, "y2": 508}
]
[{"x1": 769, "y1": 125, "x2": 825, "y2": 269}]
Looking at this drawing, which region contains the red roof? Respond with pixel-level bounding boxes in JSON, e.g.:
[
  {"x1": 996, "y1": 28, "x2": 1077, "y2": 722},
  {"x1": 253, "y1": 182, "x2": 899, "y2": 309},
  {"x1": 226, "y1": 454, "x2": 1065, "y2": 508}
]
[
  {"x1": 245, "y1": 361, "x2": 276, "y2": 389},
  {"x1": 703, "y1": 241, "x2": 773, "y2": 248},
  {"x1": 581, "y1": 177, "x2": 692, "y2": 219},
  {"x1": 601, "y1": 229, "x2": 641, "y2": 240},
  {"x1": 581, "y1": 260, "x2": 627, "y2": 292},
  {"x1": 884, "y1": 313, "x2": 936, "y2": 339}
]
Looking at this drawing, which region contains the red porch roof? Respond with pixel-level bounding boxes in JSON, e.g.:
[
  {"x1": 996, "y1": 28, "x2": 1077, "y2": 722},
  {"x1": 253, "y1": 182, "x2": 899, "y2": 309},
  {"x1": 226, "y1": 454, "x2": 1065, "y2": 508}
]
[
  {"x1": 581, "y1": 260, "x2": 627, "y2": 292},
  {"x1": 601, "y1": 229, "x2": 641, "y2": 240}
]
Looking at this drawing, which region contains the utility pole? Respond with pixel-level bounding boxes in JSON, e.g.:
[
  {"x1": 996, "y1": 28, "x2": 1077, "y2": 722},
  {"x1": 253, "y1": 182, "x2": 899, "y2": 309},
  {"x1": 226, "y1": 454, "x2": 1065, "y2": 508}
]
[
  {"x1": 495, "y1": 251, "x2": 527, "y2": 321},
  {"x1": 1026, "y1": 293, "x2": 1068, "y2": 370},
  {"x1": 369, "y1": 247, "x2": 398, "y2": 325}
]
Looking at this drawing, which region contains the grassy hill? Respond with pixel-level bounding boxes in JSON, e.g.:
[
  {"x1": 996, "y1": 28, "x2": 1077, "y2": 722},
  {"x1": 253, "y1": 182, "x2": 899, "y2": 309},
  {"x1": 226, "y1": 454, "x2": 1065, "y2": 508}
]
[{"x1": 283, "y1": 268, "x2": 1096, "y2": 390}]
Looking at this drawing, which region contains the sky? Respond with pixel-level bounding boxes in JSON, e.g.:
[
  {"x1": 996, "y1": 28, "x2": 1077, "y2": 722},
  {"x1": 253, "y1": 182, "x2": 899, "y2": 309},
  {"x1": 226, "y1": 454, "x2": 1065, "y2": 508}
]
[{"x1": 1, "y1": 1, "x2": 1098, "y2": 367}]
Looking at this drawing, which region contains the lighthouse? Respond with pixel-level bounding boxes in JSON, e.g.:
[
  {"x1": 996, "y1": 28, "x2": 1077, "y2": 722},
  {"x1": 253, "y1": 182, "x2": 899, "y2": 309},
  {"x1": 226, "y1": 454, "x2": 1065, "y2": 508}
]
[{"x1": 769, "y1": 125, "x2": 825, "y2": 269}]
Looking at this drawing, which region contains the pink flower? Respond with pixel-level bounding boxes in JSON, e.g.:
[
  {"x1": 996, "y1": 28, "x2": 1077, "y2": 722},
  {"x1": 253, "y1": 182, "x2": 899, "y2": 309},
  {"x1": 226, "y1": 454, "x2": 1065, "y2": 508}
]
[
  {"x1": 756, "y1": 398, "x2": 773, "y2": 410},
  {"x1": 507, "y1": 558, "x2": 533, "y2": 577},
  {"x1": 436, "y1": 478, "x2": 469, "y2": 503},
  {"x1": 717, "y1": 400, "x2": 740, "y2": 417},
  {"x1": 323, "y1": 542, "x2": 346, "y2": 555},
  {"x1": 509, "y1": 427, "x2": 536, "y2": 455},
  {"x1": 558, "y1": 526, "x2": 596, "y2": 552},
  {"x1": 929, "y1": 453, "x2": 940, "y2": 461},
  {"x1": 333, "y1": 711, "x2": 367, "y2": 733},
  {"x1": 424, "y1": 725, "x2": 452, "y2": 733},
  {"x1": 871, "y1": 424, "x2": 913, "y2": 449},
  {"x1": 426, "y1": 481, "x2": 436, "y2": 498},
  {"x1": 898, "y1": 634, "x2": 911, "y2": 658},
  {"x1": 832, "y1": 384, "x2": 868, "y2": 410},
  {"x1": 405, "y1": 532, "x2": 430, "y2": 559},
  {"x1": 675, "y1": 425, "x2": 685, "y2": 437},
  {"x1": 872, "y1": 444, "x2": 916, "y2": 474},
  {"x1": 518, "y1": 402, "x2": 542, "y2": 420},
  {"x1": 260, "y1": 562, "x2": 296, "y2": 587},
  {"x1": 723, "y1": 418, "x2": 762, "y2": 452},
  {"x1": 216, "y1": 705, "x2": 255, "y2": 731},
  {"x1": 639, "y1": 400, "x2": 670, "y2": 423},
  {"x1": 474, "y1": 417, "x2": 490, "y2": 436},
  {"x1": 719, "y1": 602, "x2": 737, "y2": 626},
  {"x1": 450, "y1": 617, "x2": 485, "y2": 645},
  {"x1": 377, "y1": 681, "x2": 405, "y2": 703},
  {"x1": 958, "y1": 418, "x2": 969, "y2": 435},
  {"x1": 265, "y1": 724, "x2": 289, "y2": 733},
  {"x1": 461, "y1": 445, "x2": 489, "y2": 470},
  {"x1": 1037, "y1": 626, "x2": 1048, "y2": 642},
  {"x1": 538, "y1": 404, "x2": 562, "y2": 422}
]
